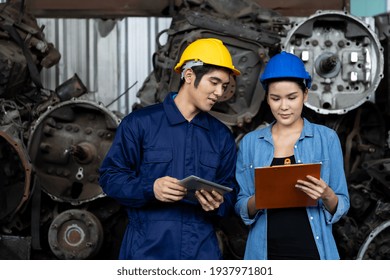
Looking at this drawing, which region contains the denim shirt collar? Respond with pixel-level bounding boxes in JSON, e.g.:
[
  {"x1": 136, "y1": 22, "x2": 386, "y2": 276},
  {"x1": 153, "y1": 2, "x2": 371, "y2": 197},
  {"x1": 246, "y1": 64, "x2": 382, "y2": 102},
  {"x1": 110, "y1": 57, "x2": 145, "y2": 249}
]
[
  {"x1": 163, "y1": 92, "x2": 210, "y2": 130},
  {"x1": 257, "y1": 117, "x2": 315, "y2": 143}
]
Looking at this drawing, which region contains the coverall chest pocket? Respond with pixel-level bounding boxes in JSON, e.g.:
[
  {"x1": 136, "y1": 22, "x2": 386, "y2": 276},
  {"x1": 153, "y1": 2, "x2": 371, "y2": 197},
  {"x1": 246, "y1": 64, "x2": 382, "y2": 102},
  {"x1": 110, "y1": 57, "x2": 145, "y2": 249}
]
[
  {"x1": 143, "y1": 149, "x2": 172, "y2": 178},
  {"x1": 199, "y1": 152, "x2": 219, "y2": 180}
]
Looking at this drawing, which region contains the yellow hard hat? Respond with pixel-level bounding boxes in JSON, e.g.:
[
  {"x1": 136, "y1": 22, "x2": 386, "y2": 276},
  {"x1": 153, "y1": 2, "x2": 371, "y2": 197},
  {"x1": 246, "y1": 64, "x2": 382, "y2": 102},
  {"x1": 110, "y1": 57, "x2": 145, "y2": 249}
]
[{"x1": 174, "y1": 38, "x2": 241, "y2": 76}]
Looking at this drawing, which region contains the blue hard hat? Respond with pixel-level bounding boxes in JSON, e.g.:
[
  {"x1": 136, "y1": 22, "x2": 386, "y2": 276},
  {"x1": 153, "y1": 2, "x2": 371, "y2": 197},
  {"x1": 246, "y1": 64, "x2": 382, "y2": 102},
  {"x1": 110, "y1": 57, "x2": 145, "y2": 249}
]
[{"x1": 260, "y1": 51, "x2": 312, "y2": 90}]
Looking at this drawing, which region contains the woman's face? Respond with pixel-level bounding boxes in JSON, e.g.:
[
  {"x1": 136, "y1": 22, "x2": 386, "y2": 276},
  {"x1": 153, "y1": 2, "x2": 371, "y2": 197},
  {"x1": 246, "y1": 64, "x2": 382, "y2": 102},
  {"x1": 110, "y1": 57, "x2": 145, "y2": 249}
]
[{"x1": 267, "y1": 80, "x2": 308, "y2": 127}]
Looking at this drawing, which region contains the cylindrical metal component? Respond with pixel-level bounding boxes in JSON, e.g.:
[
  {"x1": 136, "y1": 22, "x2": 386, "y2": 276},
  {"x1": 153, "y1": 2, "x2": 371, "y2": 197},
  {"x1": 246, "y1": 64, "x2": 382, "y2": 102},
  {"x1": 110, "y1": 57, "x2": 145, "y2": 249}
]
[
  {"x1": 28, "y1": 99, "x2": 120, "y2": 205},
  {"x1": 48, "y1": 209, "x2": 104, "y2": 260},
  {"x1": 319, "y1": 55, "x2": 339, "y2": 74}
]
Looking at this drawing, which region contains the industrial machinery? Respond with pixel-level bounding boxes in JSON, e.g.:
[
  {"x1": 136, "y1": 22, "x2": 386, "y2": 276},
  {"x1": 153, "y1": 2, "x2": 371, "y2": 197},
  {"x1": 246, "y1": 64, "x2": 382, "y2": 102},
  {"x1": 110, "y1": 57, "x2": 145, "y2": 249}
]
[
  {"x1": 135, "y1": 1, "x2": 390, "y2": 260},
  {"x1": 1, "y1": 0, "x2": 390, "y2": 260},
  {"x1": 0, "y1": 1, "x2": 124, "y2": 259}
]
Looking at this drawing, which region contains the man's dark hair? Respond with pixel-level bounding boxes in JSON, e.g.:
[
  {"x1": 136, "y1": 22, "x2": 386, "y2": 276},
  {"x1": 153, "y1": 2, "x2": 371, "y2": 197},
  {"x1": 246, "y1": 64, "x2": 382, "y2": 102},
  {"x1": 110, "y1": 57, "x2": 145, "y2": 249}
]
[{"x1": 178, "y1": 64, "x2": 232, "y2": 88}]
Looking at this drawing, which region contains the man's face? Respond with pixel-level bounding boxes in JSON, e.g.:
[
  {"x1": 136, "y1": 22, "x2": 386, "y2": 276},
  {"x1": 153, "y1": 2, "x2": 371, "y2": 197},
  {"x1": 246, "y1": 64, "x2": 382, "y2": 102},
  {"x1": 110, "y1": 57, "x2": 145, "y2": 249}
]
[{"x1": 189, "y1": 69, "x2": 230, "y2": 112}]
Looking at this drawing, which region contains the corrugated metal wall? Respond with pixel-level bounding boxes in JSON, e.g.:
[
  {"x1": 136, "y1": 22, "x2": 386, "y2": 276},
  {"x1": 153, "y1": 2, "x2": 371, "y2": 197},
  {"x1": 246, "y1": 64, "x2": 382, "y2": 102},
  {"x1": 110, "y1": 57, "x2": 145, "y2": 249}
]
[{"x1": 37, "y1": 17, "x2": 172, "y2": 115}]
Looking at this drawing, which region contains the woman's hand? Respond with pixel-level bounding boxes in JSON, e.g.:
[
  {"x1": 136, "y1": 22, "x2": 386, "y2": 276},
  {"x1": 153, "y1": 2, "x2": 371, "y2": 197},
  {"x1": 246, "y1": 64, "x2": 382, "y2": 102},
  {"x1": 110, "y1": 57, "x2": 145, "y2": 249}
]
[{"x1": 296, "y1": 175, "x2": 338, "y2": 214}]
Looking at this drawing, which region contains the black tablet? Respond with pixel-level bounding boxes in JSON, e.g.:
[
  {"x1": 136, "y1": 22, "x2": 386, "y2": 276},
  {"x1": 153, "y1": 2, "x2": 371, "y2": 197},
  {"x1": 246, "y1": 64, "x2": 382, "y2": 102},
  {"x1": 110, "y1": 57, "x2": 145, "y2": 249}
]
[{"x1": 179, "y1": 175, "x2": 233, "y2": 202}]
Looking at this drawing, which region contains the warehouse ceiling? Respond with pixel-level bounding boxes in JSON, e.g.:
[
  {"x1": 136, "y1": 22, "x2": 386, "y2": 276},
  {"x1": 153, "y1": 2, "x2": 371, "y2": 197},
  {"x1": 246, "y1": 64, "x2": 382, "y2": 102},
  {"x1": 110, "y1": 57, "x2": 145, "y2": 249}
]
[{"x1": 22, "y1": 0, "x2": 350, "y2": 18}]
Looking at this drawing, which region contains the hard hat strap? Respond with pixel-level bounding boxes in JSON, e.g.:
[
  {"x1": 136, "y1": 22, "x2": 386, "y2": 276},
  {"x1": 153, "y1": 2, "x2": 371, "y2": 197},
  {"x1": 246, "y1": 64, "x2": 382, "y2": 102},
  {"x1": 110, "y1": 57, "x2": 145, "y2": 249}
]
[{"x1": 181, "y1": 60, "x2": 204, "y2": 79}]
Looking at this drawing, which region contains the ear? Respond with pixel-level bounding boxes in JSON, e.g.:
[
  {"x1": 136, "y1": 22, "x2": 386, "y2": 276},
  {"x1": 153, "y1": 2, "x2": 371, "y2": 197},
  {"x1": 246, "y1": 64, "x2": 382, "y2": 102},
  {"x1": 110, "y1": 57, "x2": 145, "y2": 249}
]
[
  {"x1": 303, "y1": 89, "x2": 309, "y2": 102},
  {"x1": 183, "y1": 69, "x2": 193, "y2": 83}
]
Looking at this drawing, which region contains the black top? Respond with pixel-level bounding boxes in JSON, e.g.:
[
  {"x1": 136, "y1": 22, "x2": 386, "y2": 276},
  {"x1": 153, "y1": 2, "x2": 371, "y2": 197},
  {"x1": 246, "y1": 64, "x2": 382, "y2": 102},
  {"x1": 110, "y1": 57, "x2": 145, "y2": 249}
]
[{"x1": 267, "y1": 155, "x2": 320, "y2": 260}]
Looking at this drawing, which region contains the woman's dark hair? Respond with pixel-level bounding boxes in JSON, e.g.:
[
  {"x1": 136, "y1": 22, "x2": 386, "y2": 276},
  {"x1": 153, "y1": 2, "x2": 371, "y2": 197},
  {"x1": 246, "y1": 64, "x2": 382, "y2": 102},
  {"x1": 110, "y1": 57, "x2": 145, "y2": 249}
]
[{"x1": 264, "y1": 77, "x2": 307, "y2": 94}]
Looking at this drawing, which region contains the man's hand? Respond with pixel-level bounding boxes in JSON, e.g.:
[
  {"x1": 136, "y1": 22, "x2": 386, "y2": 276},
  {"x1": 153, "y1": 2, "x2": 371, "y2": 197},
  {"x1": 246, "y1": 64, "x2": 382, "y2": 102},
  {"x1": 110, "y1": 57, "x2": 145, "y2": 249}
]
[
  {"x1": 195, "y1": 189, "x2": 224, "y2": 211},
  {"x1": 154, "y1": 176, "x2": 187, "y2": 202}
]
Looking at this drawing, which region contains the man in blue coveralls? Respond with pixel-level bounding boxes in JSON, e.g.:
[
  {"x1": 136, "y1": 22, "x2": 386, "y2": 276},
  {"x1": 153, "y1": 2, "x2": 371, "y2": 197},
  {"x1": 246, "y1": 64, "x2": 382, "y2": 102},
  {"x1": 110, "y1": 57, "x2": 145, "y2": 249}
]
[{"x1": 99, "y1": 38, "x2": 240, "y2": 259}]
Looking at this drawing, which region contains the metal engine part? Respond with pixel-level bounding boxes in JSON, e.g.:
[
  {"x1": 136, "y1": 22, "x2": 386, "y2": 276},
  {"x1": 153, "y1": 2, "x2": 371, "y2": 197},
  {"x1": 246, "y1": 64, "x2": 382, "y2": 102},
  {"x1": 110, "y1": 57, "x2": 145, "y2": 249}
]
[
  {"x1": 55, "y1": 74, "x2": 88, "y2": 101},
  {"x1": 283, "y1": 10, "x2": 384, "y2": 114},
  {"x1": 0, "y1": 235, "x2": 31, "y2": 260},
  {"x1": 333, "y1": 158, "x2": 390, "y2": 260},
  {"x1": 0, "y1": 125, "x2": 31, "y2": 222},
  {"x1": 27, "y1": 99, "x2": 120, "y2": 205},
  {"x1": 327, "y1": 102, "x2": 386, "y2": 176},
  {"x1": 48, "y1": 209, "x2": 104, "y2": 259},
  {"x1": 0, "y1": 39, "x2": 29, "y2": 99},
  {"x1": 136, "y1": 0, "x2": 288, "y2": 128},
  {"x1": 363, "y1": 158, "x2": 390, "y2": 196},
  {"x1": 0, "y1": 2, "x2": 61, "y2": 98},
  {"x1": 357, "y1": 219, "x2": 390, "y2": 260},
  {"x1": 1, "y1": 1, "x2": 390, "y2": 261}
]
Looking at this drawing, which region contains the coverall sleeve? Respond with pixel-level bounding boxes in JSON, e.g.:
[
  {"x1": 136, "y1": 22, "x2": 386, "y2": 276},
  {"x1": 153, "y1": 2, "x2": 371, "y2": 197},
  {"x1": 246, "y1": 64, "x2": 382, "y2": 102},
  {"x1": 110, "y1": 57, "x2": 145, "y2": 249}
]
[{"x1": 99, "y1": 115, "x2": 155, "y2": 208}]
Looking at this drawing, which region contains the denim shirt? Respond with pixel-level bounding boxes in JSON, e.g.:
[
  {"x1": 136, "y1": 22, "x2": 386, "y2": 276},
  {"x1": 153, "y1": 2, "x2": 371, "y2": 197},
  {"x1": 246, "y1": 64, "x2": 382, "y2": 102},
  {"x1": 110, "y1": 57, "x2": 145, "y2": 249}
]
[{"x1": 235, "y1": 118, "x2": 350, "y2": 260}]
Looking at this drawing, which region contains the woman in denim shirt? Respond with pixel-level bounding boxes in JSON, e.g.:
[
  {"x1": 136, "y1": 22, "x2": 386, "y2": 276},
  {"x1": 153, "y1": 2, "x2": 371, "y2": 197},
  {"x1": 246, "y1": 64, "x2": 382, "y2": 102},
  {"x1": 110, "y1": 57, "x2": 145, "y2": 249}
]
[{"x1": 235, "y1": 52, "x2": 350, "y2": 260}]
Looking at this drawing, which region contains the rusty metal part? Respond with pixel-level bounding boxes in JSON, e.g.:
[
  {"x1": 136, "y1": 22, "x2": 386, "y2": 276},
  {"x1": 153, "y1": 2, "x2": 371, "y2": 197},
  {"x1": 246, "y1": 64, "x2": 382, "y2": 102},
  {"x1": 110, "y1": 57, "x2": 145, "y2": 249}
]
[
  {"x1": 55, "y1": 74, "x2": 88, "y2": 102},
  {"x1": 27, "y1": 99, "x2": 120, "y2": 205},
  {"x1": 0, "y1": 127, "x2": 31, "y2": 222},
  {"x1": 48, "y1": 209, "x2": 104, "y2": 259},
  {"x1": 0, "y1": 2, "x2": 61, "y2": 60},
  {"x1": 0, "y1": 2, "x2": 61, "y2": 98},
  {"x1": 0, "y1": 40, "x2": 29, "y2": 98}
]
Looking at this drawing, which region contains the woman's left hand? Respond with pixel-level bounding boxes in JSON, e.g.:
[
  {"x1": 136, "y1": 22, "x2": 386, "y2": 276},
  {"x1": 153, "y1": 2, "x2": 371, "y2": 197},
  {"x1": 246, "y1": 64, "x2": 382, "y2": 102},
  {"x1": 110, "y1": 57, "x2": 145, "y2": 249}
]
[
  {"x1": 296, "y1": 175, "x2": 329, "y2": 200},
  {"x1": 296, "y1": 175, "x2": 338, "y2": 214}
]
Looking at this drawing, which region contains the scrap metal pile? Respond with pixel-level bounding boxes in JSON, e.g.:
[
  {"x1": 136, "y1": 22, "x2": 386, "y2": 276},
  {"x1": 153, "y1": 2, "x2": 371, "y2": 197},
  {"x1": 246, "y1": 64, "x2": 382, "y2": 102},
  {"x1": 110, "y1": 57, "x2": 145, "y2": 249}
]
[
  {"x1": 1, "y1": 0, "x2": 390, "y2": 259},
  {"x1": 0, "y1": 2, "x2": 124, "y2": 260}
]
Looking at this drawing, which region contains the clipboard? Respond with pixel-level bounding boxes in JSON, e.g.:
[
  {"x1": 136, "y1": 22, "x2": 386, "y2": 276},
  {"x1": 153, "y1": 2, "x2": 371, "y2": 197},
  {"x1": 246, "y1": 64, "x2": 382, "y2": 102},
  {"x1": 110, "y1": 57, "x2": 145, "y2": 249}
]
[
  {"x1": 179, "y1": 175, "x2": 232, "y2": 202},
  {"x1": 255, "y1": 163, "x2": 321, "y2": 209}
]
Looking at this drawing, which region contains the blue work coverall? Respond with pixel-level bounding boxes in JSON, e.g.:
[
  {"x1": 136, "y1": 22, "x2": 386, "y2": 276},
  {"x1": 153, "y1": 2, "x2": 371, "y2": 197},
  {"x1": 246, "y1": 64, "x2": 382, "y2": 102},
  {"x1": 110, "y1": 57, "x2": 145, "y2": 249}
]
[{"x1": 99, "y1": 92, "x2": 238, "y2": 259}]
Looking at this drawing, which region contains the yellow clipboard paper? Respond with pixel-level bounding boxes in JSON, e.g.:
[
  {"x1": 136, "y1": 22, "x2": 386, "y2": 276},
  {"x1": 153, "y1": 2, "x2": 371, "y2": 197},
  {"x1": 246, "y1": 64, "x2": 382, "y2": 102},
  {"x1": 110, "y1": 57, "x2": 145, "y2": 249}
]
[
  {"x1": 179, "y1": 175, "x2": 232, "y2": 202},
  {"x1": 255, "y1": 163, "x2": 321, "y2": 209}
]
